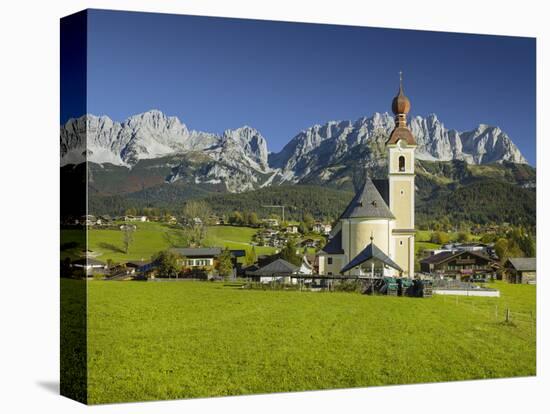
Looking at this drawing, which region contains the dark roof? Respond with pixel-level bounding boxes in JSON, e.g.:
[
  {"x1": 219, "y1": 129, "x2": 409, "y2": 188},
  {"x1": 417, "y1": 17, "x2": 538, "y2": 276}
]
[
  {"x1": 340, "y1": 176, "x2": 395, "y2": 220},
  {"x1": 320, "y1": 230, "x2": 344, "y2": 255},
  {"x1": 230, "y1": 249, "x2": 246, "y2": 258},
  {"x1": 419, "y1": 251, "x2": 455, "y2": 265},
  {"x1": 171, "y1": 247, "x2": 222, "y2": 257},
  {"x1": 372, "y1": 179, "x2": 390, "y2": 206},
  {"x1": 507, "y1": 257, "x2": 536, "y2": 272},
  {"x1": 420, "y1": 250, "x2": 495, "y2": 266},
  {"x1": 242, "y1": 264, "x2": 260, "y2": 273},
  {"x1": 126, "y1": 260, "x2": 152, "y2": 267},
  {"x1": 341, "y1": 242, "x2": 403, "y2": 273},
  {"x1": 71, "y1": 258, "x2": 106, "y2": 266},
  {"x1": 248, "y1": 258, "x2": 299, "y2": 276}
]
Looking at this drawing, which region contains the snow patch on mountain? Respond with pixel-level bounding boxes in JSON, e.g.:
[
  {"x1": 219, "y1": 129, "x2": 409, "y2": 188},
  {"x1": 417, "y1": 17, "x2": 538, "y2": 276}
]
[{"x1": 61, "y1": 109, "x2": 528, "y2": 192}]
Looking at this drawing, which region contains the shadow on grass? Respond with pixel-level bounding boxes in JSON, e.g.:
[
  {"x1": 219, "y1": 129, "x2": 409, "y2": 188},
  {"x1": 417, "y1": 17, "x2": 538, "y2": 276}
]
[{"x1": 98, "y1": 242, "x2": 125, "y2": 254}]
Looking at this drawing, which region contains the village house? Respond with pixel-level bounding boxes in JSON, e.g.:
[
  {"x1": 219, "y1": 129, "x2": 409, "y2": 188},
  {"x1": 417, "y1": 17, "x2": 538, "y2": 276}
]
[
  {"x1": 285, "y1": 225, "x2": 299, "y2": 234},
  {"x1": 171, "y1": 247, "x2": 221, "y2": 268},
  {"x1": 262, "y1": 218, "x2": 279, "y2": 228},
  {"x1": 255, "y1": 229, "x2": 288, "y2": 248},
  {"x1": 80, "y1": 214, "x2": 101, "y2": 226},
  {"x1": 505, "y1": 257, "x2": 536, "y2": 284},
  {"x1": 246, "y1": 258, "x2": 299, "y2": 284},
  {"x1": 313, "y1": 222, "x2": 332, "y2": 235},
  {"x1": 318, "y1": 76, "x2": 416, "y2": 278},
  {"x1": 299, "y1": 238, "x2": 320, "y2": 249},
  {"x1": 419, "y1": 250, "x2": 499, "y2": 280},
  {"x1": 124, "y1": 215, "x2": 148, "y2": 222},
  {"x1": 168, "y1": 247, "x2": 243, "y2": 278}
]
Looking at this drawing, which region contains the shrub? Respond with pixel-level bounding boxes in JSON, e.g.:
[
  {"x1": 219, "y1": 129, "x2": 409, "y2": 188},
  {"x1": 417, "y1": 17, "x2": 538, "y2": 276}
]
[{"x1": 93, "y1": 273, "x2": 106, "y2": 280}]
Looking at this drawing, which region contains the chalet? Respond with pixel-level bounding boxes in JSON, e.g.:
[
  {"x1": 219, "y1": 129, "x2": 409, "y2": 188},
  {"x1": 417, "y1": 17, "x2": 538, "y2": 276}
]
[
  {"x1": 299, "y1": 238, "x2": 320, "y2": 248},
  {"x1": 262, "y1": 218, "x2": 279, "y2": 228},
  {"x1": 171, "y1": 247, "x2": 222, "y2": 268},
  {"x1": 420, "y1": 250, "x2": 498, "y2": 279},
  {"x1": 313, "y1": 222, "x2": 332, "y2": 235},
  {"x1": 124, "y1": 215, "x2": 148, "y2": 222},
  {"x1": 505, "y1": 258, "x2": 536, "y2": 284},
  {"x1": 285, "y1": 225, "x2": 299, "y2": 234},
  {"x1": 98, "y1": 215, "x2": 113, "y2": 225},
  {"x1": 80, "y1": 214, "x2": 100, "y2": 226},
  {"x1": 169, "y1": 247, "x2": 243, "y2": 274}
]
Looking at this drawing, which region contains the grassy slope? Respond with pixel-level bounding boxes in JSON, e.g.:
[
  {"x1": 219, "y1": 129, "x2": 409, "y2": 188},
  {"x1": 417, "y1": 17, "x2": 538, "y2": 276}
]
[
  {"x1": 81, "y1": 223, "x2": 275, "y2": 263},
  {"x1": 86, "y1": 280, "x2": 535, "y2": 404},
  {"x1": 68, "y1": 224, "x2": 453, "y2": 264},
  {"x1": 203, "y1": 225, "x2": 277, "y2": 257}
]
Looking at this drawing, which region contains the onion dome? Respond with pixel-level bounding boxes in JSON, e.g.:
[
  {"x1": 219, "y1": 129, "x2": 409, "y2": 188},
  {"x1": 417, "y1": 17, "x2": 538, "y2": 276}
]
[
  {"x1": 387, "y1": 72, "x2": 416, "y2": 146},
  {"x1": 391, "y1": 72, "x2": 411, "y2": 115}
]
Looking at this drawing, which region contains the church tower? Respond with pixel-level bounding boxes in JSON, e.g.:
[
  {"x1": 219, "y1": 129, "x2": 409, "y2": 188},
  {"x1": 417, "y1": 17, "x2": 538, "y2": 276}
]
[{"x1": 387, "y1": 73, "x2": 416, "y2": 276}]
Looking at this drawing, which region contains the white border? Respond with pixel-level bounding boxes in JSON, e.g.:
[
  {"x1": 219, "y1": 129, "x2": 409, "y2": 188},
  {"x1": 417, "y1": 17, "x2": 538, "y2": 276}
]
[{"x1": 0, "y1": 1, "x2": 546, "y2": 413}]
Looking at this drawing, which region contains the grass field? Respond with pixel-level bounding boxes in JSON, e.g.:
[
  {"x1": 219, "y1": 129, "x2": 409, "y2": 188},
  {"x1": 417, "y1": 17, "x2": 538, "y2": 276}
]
[
  {"x1": 64, "y1": 223, "x2": 277, "y2": 263},
  {"x1": 203, "y1": 225, "x2": 277, "y2": 257},
  {"x1": 86, "y1": 280, "x2": 536, "y2": 404}
]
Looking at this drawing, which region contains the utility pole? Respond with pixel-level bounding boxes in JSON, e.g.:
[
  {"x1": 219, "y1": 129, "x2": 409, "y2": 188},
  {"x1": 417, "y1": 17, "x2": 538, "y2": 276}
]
[{"x1": 262, "y1": 205, "x2": 286, "y2": 223}]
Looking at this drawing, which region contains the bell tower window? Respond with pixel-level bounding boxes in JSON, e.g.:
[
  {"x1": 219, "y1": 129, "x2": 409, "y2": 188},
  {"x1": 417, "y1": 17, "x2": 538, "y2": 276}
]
[{"x1": 399, "y1": 155, "x2": 405, "y2": 172}]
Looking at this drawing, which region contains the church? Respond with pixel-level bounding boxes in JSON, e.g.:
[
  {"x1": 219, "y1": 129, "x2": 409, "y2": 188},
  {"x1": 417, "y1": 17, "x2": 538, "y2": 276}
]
[{"x1": 318, "y1": 76, "x2": 416, "y2": 278}]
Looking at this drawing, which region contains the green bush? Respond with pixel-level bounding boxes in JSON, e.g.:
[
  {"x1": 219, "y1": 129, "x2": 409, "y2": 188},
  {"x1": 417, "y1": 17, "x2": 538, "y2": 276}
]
[
  {"x1": 332, "y1": 280, "x2": 363, "y2": 293},
  {"x1": 93, "y1": 273, "x2": 106, "y2": 280}
]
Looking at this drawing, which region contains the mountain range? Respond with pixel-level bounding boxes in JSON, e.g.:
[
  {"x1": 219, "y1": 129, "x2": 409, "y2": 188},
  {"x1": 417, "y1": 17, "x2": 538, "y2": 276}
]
[{"x1": 61, "y1": 110, "x2": 528, "y2": 193}]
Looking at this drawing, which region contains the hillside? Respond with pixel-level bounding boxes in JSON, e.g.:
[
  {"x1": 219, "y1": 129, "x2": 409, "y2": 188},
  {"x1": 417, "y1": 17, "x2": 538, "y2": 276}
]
[{"x1": 88, "y1": 159, "x2": 536, "y2": 229}]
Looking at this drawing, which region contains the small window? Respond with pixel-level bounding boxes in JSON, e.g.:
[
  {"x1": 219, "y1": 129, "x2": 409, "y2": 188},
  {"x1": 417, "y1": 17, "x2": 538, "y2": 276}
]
[
  {"x1": 327, "y1": 257, "x2": 333, "y2": 265},
  {"x1": 399, "y1": 156, "x2": 406, "y2": 172},
  {"x1": 400, "y1": 189, "x2": 404, "y2": 196},
  {"x1": 328, "y1": 272, "x2": 333, "y2": 276},
  {"x1": 400, "y1": 241, "x2": 403, "y2": 246}
]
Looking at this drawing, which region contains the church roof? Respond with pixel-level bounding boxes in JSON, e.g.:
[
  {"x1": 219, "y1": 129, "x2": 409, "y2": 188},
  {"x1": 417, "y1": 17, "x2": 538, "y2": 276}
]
[
  {"x1": 319, "y1": 230, "x2": 344, "y2": 255},
  {"x1": 340, "y1": 176, "x2": 395, "y2": 220},
  {"x1": 372, "y1": 179, "x2": 389, "y2": 206},
  {"x1": 341, "y1": 241, "x2": 403, "y2": 274},
  {"x1": 387, "y1": 126, "x2": 416, "y2": 146}
]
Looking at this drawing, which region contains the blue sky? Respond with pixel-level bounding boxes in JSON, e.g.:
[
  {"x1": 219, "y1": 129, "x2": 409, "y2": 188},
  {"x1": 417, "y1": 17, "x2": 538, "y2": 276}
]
[{"x1": 63, "y1": 9, "x2": 536, "y2": 164}]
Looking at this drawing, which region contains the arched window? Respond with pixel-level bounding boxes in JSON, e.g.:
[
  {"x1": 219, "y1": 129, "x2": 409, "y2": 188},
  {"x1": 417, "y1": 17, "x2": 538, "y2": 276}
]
[{"x1": 399, "y1": 155, "x2": 406, "y2": 172}]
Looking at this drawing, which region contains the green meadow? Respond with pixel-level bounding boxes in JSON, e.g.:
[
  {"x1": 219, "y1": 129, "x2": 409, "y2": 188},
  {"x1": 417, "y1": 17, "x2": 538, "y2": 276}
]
[
  {"x1": 62, "y1": 222, "x2": 277, "y2": 263},
  {"x1": 86, "y1": 280, "x2": 536, "y2": 404},
  {"x1": 63, "y1": 222, "x2": 452, "y2": 265}
]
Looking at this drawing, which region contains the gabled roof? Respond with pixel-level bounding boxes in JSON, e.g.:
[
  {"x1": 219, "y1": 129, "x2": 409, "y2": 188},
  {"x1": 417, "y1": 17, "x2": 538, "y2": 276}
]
[
  {"x1": 319, "y1": 230, "x2": 344, "y2": 255},
  {"x1": 507, "y1": 257, "x2": 536, "y2": 272},
  {"x1": 420, "y1": 249, "x2": 496, "y2": 266},
  {"x1": 340, "y1": 176, "x2": 395, "y2": 220},
  {"x1": 341, "y1": 241, "x2": 402, "y2": 273},
  {"x1": 171, "y1": 247, "x2": 222, "y2": 257},
  {"x1": 248, "y1": 258, "x2": 299, "y2": 276}
]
